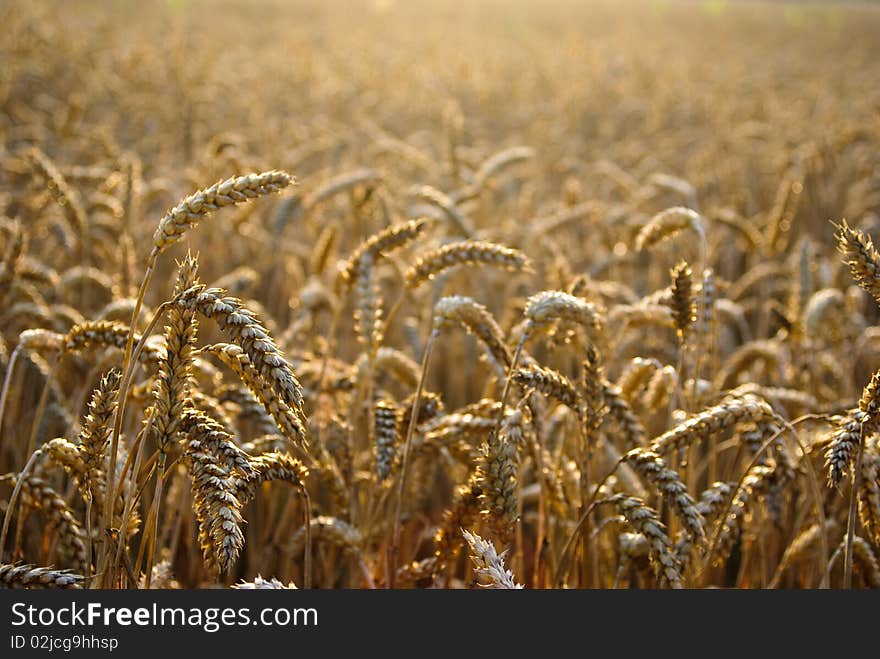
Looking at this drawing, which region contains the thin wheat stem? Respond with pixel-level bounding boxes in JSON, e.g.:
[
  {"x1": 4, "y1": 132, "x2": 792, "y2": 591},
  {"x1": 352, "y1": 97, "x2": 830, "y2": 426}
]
[
  {"x1": 495, "y1": 332, "x2": 528, "y2": 438},
  {"x1": 699, "y1": 414, "x2": 828, "y2": 587},
  {"x1": 25, "y1": 354, "x2": 58, "y2": 458},
  {"x1": 0, "y1": 345, "x2": 22, "y2": 455},
  {"x1": 0, "y1": 448, "x2": 43, "y2": 562},
  {"x1": 690, "y1": 224, "x2": 707, "y2": 408},
  {"x1": 302, "y1": 489, "x2": 312, "y2": 590},
  {"x1": 101, "y1": 254, "x2": 156, "y2": 578},
  {"x1": 388, "y1": 328, "x2": 437, "y2": 587},
  {"x1": 554, "y1": 456, "x2": 625, "y2": 587},
  {"x1": 843, "y1": 423, "x2": 867, "y2": 588},
  {"x1": 143, "y1": 454, "x2": 166, "y2": 590}
]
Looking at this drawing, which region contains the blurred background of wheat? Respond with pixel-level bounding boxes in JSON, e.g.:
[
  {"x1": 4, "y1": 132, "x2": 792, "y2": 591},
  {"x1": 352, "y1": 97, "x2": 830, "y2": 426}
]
[{"x1": 1, "y1": 0, "x2": 879, "y2": 589}]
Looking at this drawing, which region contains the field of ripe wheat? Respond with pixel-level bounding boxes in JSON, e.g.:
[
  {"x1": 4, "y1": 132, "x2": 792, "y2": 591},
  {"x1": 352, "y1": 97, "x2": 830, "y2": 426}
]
[{"x1": 0, "y1": 0, "x2": 879, "y2": 590}]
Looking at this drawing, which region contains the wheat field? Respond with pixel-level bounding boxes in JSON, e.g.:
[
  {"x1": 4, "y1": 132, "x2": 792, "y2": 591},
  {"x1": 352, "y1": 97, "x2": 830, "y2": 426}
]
[{"x1": 1, "y1": 0, "x2": 879, "y2": 589}]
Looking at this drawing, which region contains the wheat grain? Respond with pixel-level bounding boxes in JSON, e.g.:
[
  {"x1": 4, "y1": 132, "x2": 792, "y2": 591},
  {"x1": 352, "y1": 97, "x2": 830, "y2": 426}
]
[
  {"x1": 623, "y1": 448, "x2": 705, "y2": 540},
  {"x1": 375, "y1": 399, "x2": 400, "y2": 481},
  {"x1": 635, "y1": 207, "x2": 704, "y2": 252},
  {"x1": 152, "y1": 171, "x2": 293, "y2": 252},
  {"x1": 184, "y1": 435, "x2": 245, "y2": 574},
  {"x1": 233, "y1": 575, "x2": 297, "y2": 589},
  {"x1": 0, "y1": 563, "x2": 83, "y2": 589},
  {"x1": 338, "y1": 218, "x2": 431, "y2": 289},
  {"x1": 604, "y1": 494, "x2": 681, "y2": 588},
  {"x1": 405, "y1": 240, "x2": 531, "y2": 289},
  {"x1": 433, "y1": 295, "x2": 512, "y2": 369},
  {"x1": 176, "y1": 285, "x2": 305, "y2": 432},
  {"x1": 462, "y1": 529, "x2": 522, "y2": 588},
  {"x1": 649, "y1": 394, "x2": 776, "y2": 454}
]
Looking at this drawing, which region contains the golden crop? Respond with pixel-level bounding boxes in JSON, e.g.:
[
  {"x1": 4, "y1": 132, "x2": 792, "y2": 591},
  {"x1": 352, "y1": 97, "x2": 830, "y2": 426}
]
[{"x1": 1, "y1": 0, "x2": 879, "y2": 589}]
